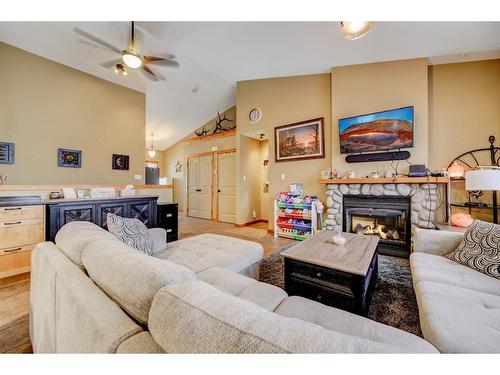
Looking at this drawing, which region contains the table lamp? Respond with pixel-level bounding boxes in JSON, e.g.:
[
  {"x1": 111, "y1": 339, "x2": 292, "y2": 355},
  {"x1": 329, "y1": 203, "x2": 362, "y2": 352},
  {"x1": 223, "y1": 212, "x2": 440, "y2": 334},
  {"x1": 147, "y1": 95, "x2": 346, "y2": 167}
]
[{"x1": 465, "y1": 166, "x2": 500, "y2": 223}]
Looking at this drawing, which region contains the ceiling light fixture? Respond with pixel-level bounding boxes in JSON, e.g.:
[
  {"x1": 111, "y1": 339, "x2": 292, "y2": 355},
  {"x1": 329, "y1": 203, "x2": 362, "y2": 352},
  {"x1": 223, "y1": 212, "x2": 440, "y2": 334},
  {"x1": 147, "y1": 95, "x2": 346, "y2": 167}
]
[
  {"x1": 148, "y1": 133, "x2": 156, "y2": 158},
  {"x1": 122, "y1": 51, "x2": 142, "y2": 69},
  {"x1": 340, "y1": 21, "x2": 373, "y2": 40}
]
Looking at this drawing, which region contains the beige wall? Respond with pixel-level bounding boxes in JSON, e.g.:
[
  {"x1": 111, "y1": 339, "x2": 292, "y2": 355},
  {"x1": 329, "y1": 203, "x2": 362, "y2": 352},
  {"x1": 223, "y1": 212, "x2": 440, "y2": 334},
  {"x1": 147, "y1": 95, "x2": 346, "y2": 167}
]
[
  {"x1": 238, "y1": 135, "x2": 262, "y2": 223},
  {"x1": 331, "y1": 58, "x2": 429, "y2": 176},
  {"x1": 428, "y1": 59, "x2": 500, "y2": 169},
  {"x1": 236, "y1": 73, "x2": 332, "y2": 226},
  {"x1": 0, "y1": 42, "x2": 146, "y2": 185},
  {"x1": 164, "y1": 141, "x2": 185, "y2": 210}
]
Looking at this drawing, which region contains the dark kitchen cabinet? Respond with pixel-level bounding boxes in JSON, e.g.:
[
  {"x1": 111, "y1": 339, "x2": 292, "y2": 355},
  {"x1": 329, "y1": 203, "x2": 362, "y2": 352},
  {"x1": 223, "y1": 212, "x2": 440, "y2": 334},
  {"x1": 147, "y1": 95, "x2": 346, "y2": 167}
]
[
  {"x1": 157, "y1": 203, "x2": 178, "y2": 242},
  {"x1": 46, "y1": 196, "x2": 158, "y2": 242}
]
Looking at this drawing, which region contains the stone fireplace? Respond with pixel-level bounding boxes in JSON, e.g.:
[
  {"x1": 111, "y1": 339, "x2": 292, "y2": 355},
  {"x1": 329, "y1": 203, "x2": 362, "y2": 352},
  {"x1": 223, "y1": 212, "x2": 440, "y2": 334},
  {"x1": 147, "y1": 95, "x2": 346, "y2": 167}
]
[{"x1": 324, "y1": 182, "x2": 442, "y2": 255}]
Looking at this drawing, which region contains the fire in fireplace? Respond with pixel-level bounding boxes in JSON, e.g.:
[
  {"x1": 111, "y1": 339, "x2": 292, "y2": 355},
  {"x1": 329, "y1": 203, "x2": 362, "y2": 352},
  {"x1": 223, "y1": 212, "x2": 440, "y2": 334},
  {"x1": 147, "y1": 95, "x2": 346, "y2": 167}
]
[{"x1": 343, "y1": 195, "x2": 411, "y2": 257}]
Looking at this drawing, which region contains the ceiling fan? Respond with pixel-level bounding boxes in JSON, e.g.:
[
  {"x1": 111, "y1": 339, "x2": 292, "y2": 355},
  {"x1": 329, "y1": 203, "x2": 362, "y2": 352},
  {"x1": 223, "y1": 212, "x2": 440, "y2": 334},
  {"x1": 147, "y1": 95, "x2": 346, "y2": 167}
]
[{"x1": 74, "y1": 22, "x2": 179, "y2": 81}]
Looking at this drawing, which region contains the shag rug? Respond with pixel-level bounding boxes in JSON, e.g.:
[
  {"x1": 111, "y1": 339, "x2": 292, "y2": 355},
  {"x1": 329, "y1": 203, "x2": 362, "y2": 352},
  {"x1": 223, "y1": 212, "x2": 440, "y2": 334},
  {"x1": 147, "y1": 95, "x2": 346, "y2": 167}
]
[{"x1": 258, "y1": 245, "x2": 422, "y2": 337}]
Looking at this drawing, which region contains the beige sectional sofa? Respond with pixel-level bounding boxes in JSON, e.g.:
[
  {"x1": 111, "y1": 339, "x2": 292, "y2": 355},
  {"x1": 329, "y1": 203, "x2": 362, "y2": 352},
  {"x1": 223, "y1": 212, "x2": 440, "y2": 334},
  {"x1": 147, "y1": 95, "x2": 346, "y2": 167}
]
[
  {"x1": 30, "y1": 221, "x2": 437, "y2": 353},
  {"x1": 412, "y1": 228, "x2": 500, "y2": 353}
]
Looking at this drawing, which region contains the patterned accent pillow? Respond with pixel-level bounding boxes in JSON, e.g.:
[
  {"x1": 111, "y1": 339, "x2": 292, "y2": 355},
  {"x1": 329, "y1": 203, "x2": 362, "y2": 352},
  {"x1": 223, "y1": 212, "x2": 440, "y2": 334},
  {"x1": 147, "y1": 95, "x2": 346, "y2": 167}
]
[
  {"x1": 446, "y1": 220, "x2": 500, "y2": 279},
  {"x1": 106, "y1": 213, "x2": 156, "y2": 256}
]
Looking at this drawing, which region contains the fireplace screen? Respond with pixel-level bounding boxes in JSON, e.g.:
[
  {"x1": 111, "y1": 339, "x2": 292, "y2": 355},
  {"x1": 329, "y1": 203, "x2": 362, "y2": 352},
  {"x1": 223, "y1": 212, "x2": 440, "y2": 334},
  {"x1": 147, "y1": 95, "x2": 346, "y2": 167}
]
[{"x1": 348, "y1": 209, "x2": 407, "y2": 245}]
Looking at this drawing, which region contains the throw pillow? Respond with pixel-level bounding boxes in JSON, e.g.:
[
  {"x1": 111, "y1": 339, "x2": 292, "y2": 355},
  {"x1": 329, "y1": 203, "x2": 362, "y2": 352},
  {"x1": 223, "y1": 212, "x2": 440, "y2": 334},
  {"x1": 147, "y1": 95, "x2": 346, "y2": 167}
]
[
  {"x1": 446, "y1": 220, "x2": 500, "y2": 279},
  {"x1": 107, "y1": 213, "x2": 156, "y2": 256}
]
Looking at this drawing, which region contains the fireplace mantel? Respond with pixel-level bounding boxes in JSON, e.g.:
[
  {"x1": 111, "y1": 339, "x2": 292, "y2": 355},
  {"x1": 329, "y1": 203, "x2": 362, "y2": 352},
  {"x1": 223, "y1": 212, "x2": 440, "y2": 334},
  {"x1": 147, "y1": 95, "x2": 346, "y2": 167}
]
[{"x1": 319, "y1": 177, "x2": 448, "y2": 184}]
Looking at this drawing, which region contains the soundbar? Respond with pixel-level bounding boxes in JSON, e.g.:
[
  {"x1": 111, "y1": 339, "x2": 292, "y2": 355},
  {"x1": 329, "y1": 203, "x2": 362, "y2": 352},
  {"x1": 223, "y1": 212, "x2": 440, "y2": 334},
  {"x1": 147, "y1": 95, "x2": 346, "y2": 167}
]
[{"x1": 345, "y1": 150, "x2": 411, "y2": 163}]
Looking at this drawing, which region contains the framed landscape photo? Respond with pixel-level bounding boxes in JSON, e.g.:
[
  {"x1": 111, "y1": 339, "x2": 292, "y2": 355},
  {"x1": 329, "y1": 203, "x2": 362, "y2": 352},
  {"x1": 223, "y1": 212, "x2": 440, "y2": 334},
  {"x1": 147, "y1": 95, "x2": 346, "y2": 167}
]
[
  {"x1": 58, "y1": 148, "x2": 81, "y2": 168},
  {"x1": 274, "y1": 117, "x2": 325, "y2": 162},
  {"x1": 112, "y1": 154, "x2": 130, "y2": 170}
]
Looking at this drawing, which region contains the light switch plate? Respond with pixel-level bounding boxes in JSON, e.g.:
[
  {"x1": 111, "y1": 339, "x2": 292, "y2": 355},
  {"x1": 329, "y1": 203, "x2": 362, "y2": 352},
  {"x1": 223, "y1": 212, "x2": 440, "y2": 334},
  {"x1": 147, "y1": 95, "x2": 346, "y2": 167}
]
[
  {"x1": 243, "y1": 175, "x2": 247, "y2": 181},
  {"x1": 281, "y1": 173, "x2": 286, "y2": 180},
  {"x1": 134, "y1": 175, "x2": 142, "y2": 180}
]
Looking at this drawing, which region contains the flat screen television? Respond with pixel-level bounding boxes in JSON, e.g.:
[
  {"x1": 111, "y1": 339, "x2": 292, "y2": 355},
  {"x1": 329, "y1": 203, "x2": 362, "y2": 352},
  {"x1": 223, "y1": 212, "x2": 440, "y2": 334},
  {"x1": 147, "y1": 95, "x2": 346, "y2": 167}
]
[{"x1": 338, "y1": 106, "x2": 414, "y2": 154}]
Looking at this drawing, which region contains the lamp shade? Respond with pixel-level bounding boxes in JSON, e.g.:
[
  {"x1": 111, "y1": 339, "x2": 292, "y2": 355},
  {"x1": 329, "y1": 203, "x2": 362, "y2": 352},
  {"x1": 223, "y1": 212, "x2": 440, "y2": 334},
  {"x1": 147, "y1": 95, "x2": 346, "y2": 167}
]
[{"x1": 465, "y1": 168, "x2": 500, "y2": 191}]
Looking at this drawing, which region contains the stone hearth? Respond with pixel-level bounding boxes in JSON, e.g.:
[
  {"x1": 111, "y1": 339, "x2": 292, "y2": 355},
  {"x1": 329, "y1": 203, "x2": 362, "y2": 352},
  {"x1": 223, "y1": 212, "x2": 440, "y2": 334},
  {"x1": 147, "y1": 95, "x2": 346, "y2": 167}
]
[{"x1": 324, "y1": 183, "x2": 440, "y2": 232}]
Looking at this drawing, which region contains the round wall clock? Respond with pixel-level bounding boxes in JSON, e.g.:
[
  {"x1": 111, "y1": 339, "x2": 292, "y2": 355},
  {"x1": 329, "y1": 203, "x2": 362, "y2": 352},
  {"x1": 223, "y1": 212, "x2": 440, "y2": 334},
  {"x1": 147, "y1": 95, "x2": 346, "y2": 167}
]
[{"x1": 248, "y1": 107, "x2": 262, "y2": 124}]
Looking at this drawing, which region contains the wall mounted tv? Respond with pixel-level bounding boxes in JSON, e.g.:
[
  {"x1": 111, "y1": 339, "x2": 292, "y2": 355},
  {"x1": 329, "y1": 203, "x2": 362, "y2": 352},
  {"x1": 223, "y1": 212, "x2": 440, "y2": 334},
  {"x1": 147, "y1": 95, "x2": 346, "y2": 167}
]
[{"x1": 338, "y1": 106, "x2": 414, "y2": 154}]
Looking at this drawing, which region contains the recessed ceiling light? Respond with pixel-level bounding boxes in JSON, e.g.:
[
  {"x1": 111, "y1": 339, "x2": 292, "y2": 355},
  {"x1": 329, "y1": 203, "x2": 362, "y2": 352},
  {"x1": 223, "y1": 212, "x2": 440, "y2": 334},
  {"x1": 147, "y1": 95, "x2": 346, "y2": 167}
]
[{"x1": 340, "y1": 21, "x2": 373, "y2": 40}]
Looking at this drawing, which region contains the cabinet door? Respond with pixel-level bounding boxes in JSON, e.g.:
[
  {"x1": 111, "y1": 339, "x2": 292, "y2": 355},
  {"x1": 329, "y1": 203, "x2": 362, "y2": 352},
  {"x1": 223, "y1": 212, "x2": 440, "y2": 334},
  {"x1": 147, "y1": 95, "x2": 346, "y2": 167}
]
[
  {"x1": 97, "y1": 202, "x2": 128, "y2": 230},
  {"x1": 129, "y1": 200, "x2": 154, "y2": 227},
  {"x1": 187, "y1": 157, "x2": 200, "y2": 218},
  {"x1": 59, "y1": 204, "x2": 95, "y2": 227}
]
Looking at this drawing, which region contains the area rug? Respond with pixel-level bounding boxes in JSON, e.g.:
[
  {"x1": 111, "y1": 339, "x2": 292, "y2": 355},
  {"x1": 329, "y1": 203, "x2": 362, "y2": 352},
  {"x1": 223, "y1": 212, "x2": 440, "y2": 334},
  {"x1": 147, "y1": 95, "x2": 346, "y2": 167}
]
[{"x1": 258, "y1": 246, "x2": 422, "y2": 337}]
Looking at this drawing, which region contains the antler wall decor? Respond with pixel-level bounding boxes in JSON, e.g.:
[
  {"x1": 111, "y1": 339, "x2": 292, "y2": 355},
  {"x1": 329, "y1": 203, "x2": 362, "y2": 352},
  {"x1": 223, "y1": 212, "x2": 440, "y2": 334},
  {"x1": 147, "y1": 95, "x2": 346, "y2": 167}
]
[{"x1": 194, "y1": 110, "x2": 236, "y2": 137}]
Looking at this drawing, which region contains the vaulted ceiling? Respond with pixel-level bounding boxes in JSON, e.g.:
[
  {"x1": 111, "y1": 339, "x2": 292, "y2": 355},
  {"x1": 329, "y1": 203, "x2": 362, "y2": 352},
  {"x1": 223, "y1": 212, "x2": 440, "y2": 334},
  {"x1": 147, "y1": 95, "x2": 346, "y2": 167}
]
[{"x1": 1, "y1": 22, "x2": 499, "y2": 150}]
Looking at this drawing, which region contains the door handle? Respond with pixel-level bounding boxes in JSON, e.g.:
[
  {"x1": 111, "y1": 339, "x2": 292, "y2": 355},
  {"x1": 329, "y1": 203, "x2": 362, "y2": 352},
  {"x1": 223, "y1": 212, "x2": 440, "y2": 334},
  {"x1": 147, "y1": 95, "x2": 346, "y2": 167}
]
[
  {"x1": 196, "y1": 189, "x2": 202, "y2": 192},
  {"x1": 4, "y1": 247, "x2": 22, "y2": 253},
  {"x1": 218, "y1": 189, "x2": 221, "y2": 193},
  {"x1": 4, "y1": 221, "x2": 22, "y2": 226}
]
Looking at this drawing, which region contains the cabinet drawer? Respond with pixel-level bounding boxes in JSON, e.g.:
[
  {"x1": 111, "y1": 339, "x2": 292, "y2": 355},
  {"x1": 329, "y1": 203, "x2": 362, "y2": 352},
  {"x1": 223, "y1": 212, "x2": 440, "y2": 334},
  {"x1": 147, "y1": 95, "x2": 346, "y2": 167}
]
[
  {"x1": 0, "y1": 205, "x2": 43, "y2": 222},
  {"x1": 285, "y1": 258, "x2": 354, "y2": 290},
  {"x1": 0, "y1": 244, "x2": 33, "y2": 278},
  {"x1": 0, "y1": 218, "x2": 44, "y2": 248},
  {"x1": 286, "y1": 276, "x2": 355, "y2": 311}
]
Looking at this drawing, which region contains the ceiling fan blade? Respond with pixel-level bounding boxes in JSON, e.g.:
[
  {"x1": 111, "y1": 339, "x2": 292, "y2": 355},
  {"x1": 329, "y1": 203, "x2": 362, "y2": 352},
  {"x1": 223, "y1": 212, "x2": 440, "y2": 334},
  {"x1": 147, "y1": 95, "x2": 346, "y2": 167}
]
[
  {"x1": 143, "y1": 57, "x2": 180, "y2": 68},
  {"x1": 74, "y1": 28, "x2": 122, "y2": 54},
  {"x1": 143, "y1": 53, "x2": 175, "y2": 61},
  {"x1": 141, "y1": 65, "x2": 164, "y2": 81},
  {"x1": 100, "y1": 58, "x2": 123, "y2": 69}
]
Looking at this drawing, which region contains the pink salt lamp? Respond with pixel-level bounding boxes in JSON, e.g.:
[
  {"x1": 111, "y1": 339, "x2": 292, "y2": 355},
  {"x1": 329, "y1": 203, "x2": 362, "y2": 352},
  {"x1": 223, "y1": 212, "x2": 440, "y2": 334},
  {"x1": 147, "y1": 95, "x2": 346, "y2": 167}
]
[
  {"x1": 448, "y1": 161, "x2": 465, "y2": 178},
  {"x1": 450, "y1": 213, "x2": 473, "y2": 228}
]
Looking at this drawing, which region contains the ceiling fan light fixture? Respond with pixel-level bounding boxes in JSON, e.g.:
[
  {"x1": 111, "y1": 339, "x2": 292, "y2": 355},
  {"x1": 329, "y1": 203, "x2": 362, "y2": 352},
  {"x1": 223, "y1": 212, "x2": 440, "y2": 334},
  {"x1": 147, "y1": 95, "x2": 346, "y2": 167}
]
[
  {"x1": 340, "y1": 21, "x2": 373, "y2": 40},
  {"x1": 122, "y1": 51, "x2": 142, "y2": 69}
]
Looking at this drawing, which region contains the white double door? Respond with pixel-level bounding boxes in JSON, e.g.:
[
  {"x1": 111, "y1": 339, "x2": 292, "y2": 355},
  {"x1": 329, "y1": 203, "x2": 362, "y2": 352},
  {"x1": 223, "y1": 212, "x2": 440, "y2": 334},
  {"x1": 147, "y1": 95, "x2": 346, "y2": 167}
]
[
  {"x1": 188, "y1": 155, "x2": 213, "y2": 220},
  {"x1": 187, "y1": 151, "x2": 236, "y2": 223}
]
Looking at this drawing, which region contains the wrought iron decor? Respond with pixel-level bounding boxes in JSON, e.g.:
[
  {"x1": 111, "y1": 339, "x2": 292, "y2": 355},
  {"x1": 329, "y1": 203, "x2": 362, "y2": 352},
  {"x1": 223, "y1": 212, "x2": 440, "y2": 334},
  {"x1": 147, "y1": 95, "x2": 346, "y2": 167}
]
[
  {"x1": 448, "y1": 135, "x2": 500, "y2": 223},
  {"x1": 0, "y1": 142, "x2": 15, "y2": 164}
]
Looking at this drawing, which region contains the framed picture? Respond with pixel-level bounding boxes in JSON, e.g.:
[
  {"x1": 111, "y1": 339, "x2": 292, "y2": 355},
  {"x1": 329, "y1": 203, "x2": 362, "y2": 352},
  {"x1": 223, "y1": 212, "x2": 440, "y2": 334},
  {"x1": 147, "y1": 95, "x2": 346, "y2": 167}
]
[
  {"x1": 58, "y1": 148, "x2": 81, "y2": 168},
  {"x1": 274, "y1": 117, "x2": 325, "y2": 162},
  {"x1": 112, "y1": 154, "x2": 130, "y2": 170},
  {"x1": 0, "y1": 142, "x2": 15, "y2": 164}
]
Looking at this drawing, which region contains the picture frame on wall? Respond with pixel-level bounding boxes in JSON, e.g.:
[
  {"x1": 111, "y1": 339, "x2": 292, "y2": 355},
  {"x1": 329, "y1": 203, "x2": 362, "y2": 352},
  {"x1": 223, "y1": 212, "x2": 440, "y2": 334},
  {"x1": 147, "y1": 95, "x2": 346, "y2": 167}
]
[
  {"x1": 0, "y1": 142, "x2": 15, "y2": 164},
  {"x1": 58, "y1": 148, "x2": 81, "y2": 168},
  {"x1": 112, "y1": 154, "x2": 130, "y2": 170},
  {"x1": 274, "y1": 117, "x2": 325, "y2": 162}
]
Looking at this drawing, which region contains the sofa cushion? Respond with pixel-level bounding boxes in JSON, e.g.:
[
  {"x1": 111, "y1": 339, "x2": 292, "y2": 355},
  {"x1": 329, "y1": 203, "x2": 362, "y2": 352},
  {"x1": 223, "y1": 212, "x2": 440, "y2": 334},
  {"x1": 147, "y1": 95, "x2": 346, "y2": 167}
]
[
  {"x1": 107, "y1": 213, "x2": 156, "y2": 256},
  {"x1": 197, "y1": 267, "x2": 287, "y2": 311},
  {"x1": 275, "y1": 296, "x2": 436, "y2": 353},
  {"x1": 55, "y1": 221, "x2": 116, "y2": 267},
  {"x1": 158, "y1": 233, "x2": 263, "y2": 274},
  {"x1": 148, "y1": 281, "x2": 434, "y2": 353},
  {"x1": 414, "y1": 280, "x2": 500, "y2": 353},
  {"x1": 55, "y1": 268, "x2": 143, "y2": 353},
  {"x1": 411, "y1": 252, "x2": 500, "y2": 296},
  {"x1": 81, "y1": 239, "x2": 195, "y2": 324},
  {"x1": 445, "y1": 220, "x2": 500, "y2": 279}
]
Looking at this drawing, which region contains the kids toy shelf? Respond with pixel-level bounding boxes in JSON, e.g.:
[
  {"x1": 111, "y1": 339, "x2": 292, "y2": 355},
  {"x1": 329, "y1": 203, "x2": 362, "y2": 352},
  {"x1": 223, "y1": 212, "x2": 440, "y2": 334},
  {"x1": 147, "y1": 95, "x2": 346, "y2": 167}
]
[{"x1": 274, "y1": 193, "x2": 317, "y2": 241}]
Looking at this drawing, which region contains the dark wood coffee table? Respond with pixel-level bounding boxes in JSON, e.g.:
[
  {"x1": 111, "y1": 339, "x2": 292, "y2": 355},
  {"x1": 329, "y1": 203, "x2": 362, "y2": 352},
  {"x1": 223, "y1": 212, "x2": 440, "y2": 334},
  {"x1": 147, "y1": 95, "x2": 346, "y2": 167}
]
[{"x1": 282, "y1": 231, "x2": 379, "y2": 316}]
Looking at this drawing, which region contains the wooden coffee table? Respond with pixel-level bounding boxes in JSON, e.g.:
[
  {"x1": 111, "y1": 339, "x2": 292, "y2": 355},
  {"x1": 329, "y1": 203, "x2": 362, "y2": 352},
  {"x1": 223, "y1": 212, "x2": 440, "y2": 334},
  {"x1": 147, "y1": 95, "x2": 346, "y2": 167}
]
[{"x1": 282, "y1": 231, "x2": 379, "y2": 316}]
